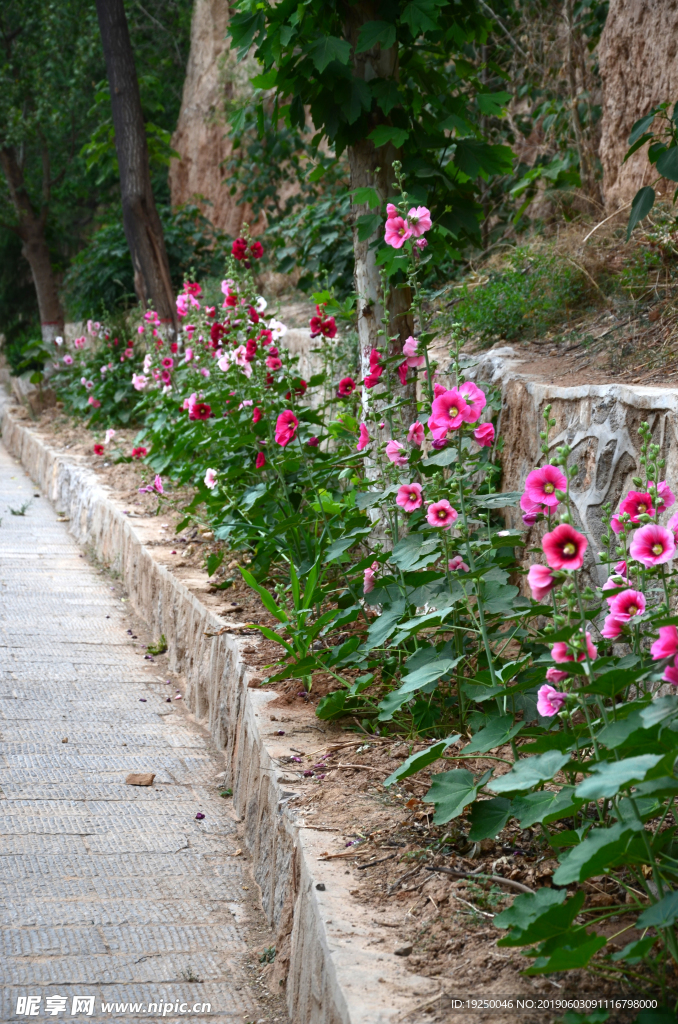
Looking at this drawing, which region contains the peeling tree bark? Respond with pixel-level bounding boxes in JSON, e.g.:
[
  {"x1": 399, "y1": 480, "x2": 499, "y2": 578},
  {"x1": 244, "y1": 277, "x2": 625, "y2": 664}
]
[
  {"x1": 95, "y1": 0, "x2": 177, "y2": 328},
  {"x1": 0, "y1": 146, "x2": 64, "y2": 344}
]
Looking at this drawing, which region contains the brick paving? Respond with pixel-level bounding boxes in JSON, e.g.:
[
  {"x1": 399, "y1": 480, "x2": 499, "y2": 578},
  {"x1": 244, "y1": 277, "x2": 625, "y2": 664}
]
[{"x1": 0, "y1": 445, "x2": 266, "y2": 1023}]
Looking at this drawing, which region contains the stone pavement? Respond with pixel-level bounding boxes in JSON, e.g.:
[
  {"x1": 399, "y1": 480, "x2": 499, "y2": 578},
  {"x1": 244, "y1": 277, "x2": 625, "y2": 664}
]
[{"x1": 0, "y1": 444, "x2": 270, "y2": 1023}]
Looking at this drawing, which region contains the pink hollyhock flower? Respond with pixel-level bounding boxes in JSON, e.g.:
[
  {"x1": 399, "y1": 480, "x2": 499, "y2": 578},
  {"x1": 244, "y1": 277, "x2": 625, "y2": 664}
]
[
  {"x1": 396, "y1": 483, "x2": 423, "y2": 511},
  {"x1": 397, "y1": 362, "x2": 408, "y2": 386},
  {"x1": 384, "y1": 216, "x2": 412, "y2": 248},
  {"x1": 338, "y1": 377, "x2": 356, "y2": 397},
  {"x1": 527, "y1": 564, "x2": 555, "y2": 601},
  {"x1": 200, "y1": 368, "x2": 210, "y2": 378},
  {"x1": 82, "y1": 378, "x2": 94, "y2": 390},
  {"x1": 448, "y1": 555, "x2": 470, "y2": 572},
  {"x1": 426, "y1": 500, "x2": 458, "y2": 530},
  {"x1": 474, "y1": 422, "x2": 495, "y2": 447},
  {"x1": 189, "y1": 402, "x2": 212, "y2": 421},
  {"x1": 602, "y1": 573, "x2": 628, "y2": 605},
  {"x1": 652, "y1": 626, "x2": 678, "y2": 661},
  {"x1": 433, "y1": 383, "x2": 447, "y2": 398},
  {"x1": 182, "y1": 392, "x2": 198, "y2": 412},
  {"x1": 183, "y1": 347, "x2": 193, "y2": 362},
  {"x1": 657, "y1": 481, "x2": 676, "y2": 511},
  {"x1": 619, "y1": 490, "x2": 654, "y2": 522},
  {"x1": 266, "y1": 356, "x2": 283, "y2": 370},
  {"x1": 537, "y1": 684, "x2": 566, "y2": 717},
  {"x1": 204, "y1": 468, "x2": 217, "y2": 489},
  {"x1": 609, "y1": 589, "x2": 646, "y2": 621},
  {"x1": 428, "y1": 389, "x2": 469, "y2": 439},
  {"x1": 385, "y1": 440, "x2": 408, "y2": 466},
  {"x1": 546, "y1": 667, "x2": 569, "y2": 684},
  {"x1": 275, "y1": 410, "x2": 299, "y2": 447},
  {"x1": 74, "y1": 336, "x2": 86, "y2": 349},
  {"x1": 104, "y1": 429, "x2": 116, "y2": 445},
  {"x1": 601, "y1": 614, "x2": 625, "y2": 640},
  {"x1": 458, "y1": 382, "x2": 487, "y2": 423},
  {"x1": 630, "y1": 524, "x2": 676, "y2": 567},
  {"x1": 551, "y1": 632, "x2": 597, "y2": 665},
  {"x1": 307, "y1": 436, "x2": 319, "y2": 447},
  {"x1": 542, "y1": 523, "x2": 588, "y2": 570},
  {"x1": 668, "y1": 510, "x2": 678, "y2": 540},
  {"x1": 520, "y1": 492, "x2": 542, "y2": 525},
  {"x1": 524, "y1": 465, "x2": 567, "y2": 508},
  {"x1": 255, "y1": 452, "x2": 266, "y2": 469},
  {"x1": 88, "y1": 397, "x2": 101, "y2": 408},
  {"x1": 386, "y1": 203, "x2": 398, "y2": 219},
  {"x1": 408, "y1": 422, "x2": 424, "y2": 446},
  {"x1": 356, "y1": 423, "x2": 370, "y2": 452},
  {"x1": 415, "y1": 238, "x2": 428, "y2": 251},
  {"x1": 363, "y1": 561, "x2": 379, "y2": 594},
  {"x1": 402, "y1": 335, "x2": 425, "y2": 368},
  {"x1": 407, "y1": 206, "x2": 432, "y2": 236},
  {"x1": 153, "y1": 475, "x2": 164, "y2": 494},
  {"x1": 63, "y1": 354, "x2": 73, "y2": 365},
  {"x1": 176, "y1": 294, "x2": 189, "y2": 317},
  {"x1": 615, "y1": 560, "x2": 628, "y2": 575},
  {"x1": 161, "y1": 370, "x2": 172, "y2": 385},
  {"x1": 161, "y1": 357, "x2": 174, "y2": 369},
  {"x1": 663, "y1": 658, "x2": 678, "y2": 685},
  {"x1": 252, "y1": 408, "x2": 262, "y2": 424}
]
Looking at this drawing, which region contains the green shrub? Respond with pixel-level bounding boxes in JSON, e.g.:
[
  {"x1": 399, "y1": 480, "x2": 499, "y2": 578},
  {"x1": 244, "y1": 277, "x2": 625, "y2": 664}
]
[{"x1": 455, "y1": 250, "x2": 587, "y2": 343}]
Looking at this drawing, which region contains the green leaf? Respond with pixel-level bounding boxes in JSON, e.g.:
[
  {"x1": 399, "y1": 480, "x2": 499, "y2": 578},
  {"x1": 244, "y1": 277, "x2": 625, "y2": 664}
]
[
  {"x1": 610, "y1": 936, "x2": 657, "y2": 964},
  {"x1": 356, "y1": 20, "x2": 396, "y2": 52},
  {"x1": 400, "y1": 656, "x2": 461, "y2": 693},
  {"x1": 240, "y1": 567, "x2": 288, "y2": 624},
  {"x1": 476, "y1": 91, "x2": 511, "y2": 117},
  {"x1": 656, "y1": 146, "x2": 678, "y2": 181},
  {"x1": 637, "y1": 891, "x2": 678, "y2": 929},
  {"x1": 468, "y1": 491, "x2": 522, "y2": 509},
  {"x1": 312, "y1": 36, "x2": 351, "y2": 73},
  {"x1": 479, "y1": 581, "x2": 519, "y2": 614},
  {"x1": 316, "y1": 689, "x2": 372, "y2": 721},
  {"x1": 495, "y1": 887, "x2": 573, "y2": 944},
  {"x1": 468, "y1": 797, "x2": 512, "y2": 840},
  {"x1": 351, "y1": 186, "x2": 381, "y2": 208},
  {"x1": 368, "y1": 125, "x2": 409, "y2": 149},
  {"x1": 356, "y1": 212, "x2": 381, "y2": 241},
  {"x1": 524, "y1": 931, "x2": 607, "y2": 974},
  {"x1": 575, "y1": 754, "x2": 663, "y2": 800},
  {"x1": 206, "y1": 552, "x2": 224, "y2": 577},
  {"x1": 512, "y1": 786, "x2": 583, "y2": 828},
  {"x1": 384, "y1": 735, "x2": 459, "y2": 786},
  {"x1": 487, "y1": 750, "x2": 570, "y2": 795},
  {"x1": 250, "y1": 70, "x2": 277, "y2": 90},
  {"x1": 390, "y1": 533, "x2": 439, "y2": 571},
  {"x1": 552, "y1": 820, "x2": 644, "y2": 885},
  {"x1": 463, "y1": 716, "x2": 523, "y2": 755},
  {"x1": 400, "y1": 0, "x2": 439, "y2": 34},
  {"x1": 377, "y1": 687, "x2": 415, "y2": 721},
  {"x1": 627, "y1": 186, "x2": 655, "y2": 239},
  {"x1": 362, "y1": 599, "x2": 406, "y2": 651},
  {"x1": 629, "y1": 109, "x2": 659, "y2": 145},
  {"x1": 425, "y1": 768, "x2": 490, "y2": 824}
]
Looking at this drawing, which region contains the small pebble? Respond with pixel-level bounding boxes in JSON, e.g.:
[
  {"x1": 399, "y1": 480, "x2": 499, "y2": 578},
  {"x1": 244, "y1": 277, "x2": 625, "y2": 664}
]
[
  {"x1": 166, "y1": 698, "x2": 171, "y2": 703},
  {"x1": 171, "y1": 550, "x2": 177, "y2": 554},
  {"x1": 195, "y1": 812, "x2": 205, "y2": 820},
  {"x1": 61, "y1": 738, "x2": 68, "y2": 744},
  {"x1": 276, "y1": 729, "x2": 285, "y2": 736},
  {"x1": 139, "y1": 698, "x2": 147, "y2": 702},
  {"x1": 315, "y1": 882, "x2": 326, "y2": 891},
  {"x1": 175, "y1": 694, "x2": 182, "y2": 700}
]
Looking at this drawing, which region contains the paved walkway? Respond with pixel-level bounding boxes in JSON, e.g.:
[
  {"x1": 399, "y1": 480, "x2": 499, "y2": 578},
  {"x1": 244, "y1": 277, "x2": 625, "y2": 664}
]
[{"x1": 0, "y1": 444, "x2": 266, "y2": 1023}]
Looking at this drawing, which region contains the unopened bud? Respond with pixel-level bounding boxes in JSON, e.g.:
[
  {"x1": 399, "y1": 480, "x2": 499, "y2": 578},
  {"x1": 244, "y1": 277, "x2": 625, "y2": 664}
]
[
  {"x1": 559, "y1": 510, "x2": 571, "y2": 524},
  {"x1": 554, "y1": 489, "x2": 566, "y2": 501},
  {"x1": 632, "y1": 477, "x2": 643, "y2": 487}
]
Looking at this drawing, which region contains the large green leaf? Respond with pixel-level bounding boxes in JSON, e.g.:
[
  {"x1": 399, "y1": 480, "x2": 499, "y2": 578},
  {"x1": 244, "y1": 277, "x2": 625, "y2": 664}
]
[
  {"x1": 390, "y1": 533, "x2": 440, "y2": 571},
  {"x1": 626, "y1": 186, "x2": 655, "y2": 239},
  {"x1": 610, "y1": 936, "x2": 657, "y2": 964},
  {"x1": 575, "y1": 754, "x2": 663, "y2": 800},
  {"x1": 637, "y1": 891, "x2": 678, "y2": 930},
  {"x1": 495, "y1": 887, "x2": 577, "y2": 945},
  {"x1": 512, "y1": 786, "x2": 583, "y2": 828},
  {"x1": 468, "y1": 491, "x2": 522, "y2": 509},
  {"x1": 400, "y1": 0, "x2": 439, "y2": 34},
  {"x1": 464, "y1": 716, "x2": 523, "y2": 755},
  {"x1": 656, "y1": 146, "x2": 678, "y2": 182},
  {"x1": 362, "y1": 598, "x2": 406, "y2": 651},
  {"x1": 487, "y1": 750, "x2": 570, "y2": 795},
  {"x1": 356, "y1": 20, "x2": 396, "y2": 52},
  {"x1": 384, "y1": 735, "x2": 459, "y2": 787},
  {"x1": 368, "y1": 125, "x2": 409, "y2": 148},
  {"x1": 524, "y1": 930, "x2": 607, "y2": 974},
  {"x1": 399, "y1": 656, "x2": 461, "y2": 693},
  {"x1": 553, "y1": 820, "x2": 644, "y2": 885},
  {"x1": 468, "y1": 797, "x2": 512, "y2": 840},
  {"x1": 425, "y1": 768, "x2": 490, "y2": 824},
  {"x1": 311, "y1": 36, "x2": 351, "y2": 73}
]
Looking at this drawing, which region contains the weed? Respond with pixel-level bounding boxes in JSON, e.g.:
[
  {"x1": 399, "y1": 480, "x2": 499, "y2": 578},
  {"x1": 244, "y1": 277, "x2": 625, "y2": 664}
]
[
  {"x1": 146, "y1": 634, "x2": 168, "y2": 655},
  {"x1": 259, "y1": 946, "x2": 276, "y2": 964},
  {"x1": 180, "y1": 965, "x2": 201, "y2": 982},
  {"x1": 8, "y1": 500, "x2": 33, "y2": 516}
]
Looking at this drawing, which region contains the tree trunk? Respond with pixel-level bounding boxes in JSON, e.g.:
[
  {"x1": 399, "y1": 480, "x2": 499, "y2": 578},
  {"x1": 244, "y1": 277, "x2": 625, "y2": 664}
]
[
  {"x1": 0, "y1": 147, "x2": 64, "y2": 344},
  {"x1": 345, "y1": 5, "x2": 415, "y2": 422},
  {"x1": 94, "y1": 0, "x2": 177, "y2": 328}
]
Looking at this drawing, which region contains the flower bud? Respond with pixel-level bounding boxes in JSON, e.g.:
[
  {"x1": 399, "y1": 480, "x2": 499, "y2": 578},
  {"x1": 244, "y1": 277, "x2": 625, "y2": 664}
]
[
  {"x1": 554, "y1": 489, "x2": 566, "y2": 501},
  {"x1": 559, "y1": 510, "x2": 571, "y2": 524},
  {"x1": 632, "y1": 477, "x2": 643, "y2": 487},
  {"x1": 637, "y1": 513, "x2": 653, "y2": 524}
]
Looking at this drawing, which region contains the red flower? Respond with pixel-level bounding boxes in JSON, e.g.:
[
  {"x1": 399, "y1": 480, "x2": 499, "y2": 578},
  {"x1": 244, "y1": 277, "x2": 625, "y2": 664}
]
[
  {"x1": 93, "y1": 444, "x2": 104, "y2": 455},
  {"x1": 397, "y1": 362, "x2": 408, "y2": 386},
  {"x1": 170, "y1": 342, "x2": 178, "y2": 354},
  {"x1": 131, "y1": 447, "x2": 147, "y2": 459},
  {"x1": 255, "y1": 452, "x2": 266, "y2": 468},
  {"x1": 338, "y1": 377, "x2": 356, "y2": 397},
  {"x1": 285, "y1": 379, "x2": 307, "y2": 399},
  {"x1": 185, "y1": 282, "x2": 202, "y2": 297},
  {"x1": 250, "y1": 241, "x2": 264, "y2": 259},
  {"x1": 189, "y1": 402, "x2": 212, "y2": 421},
  {"x1": 275, "y1": 410, "x2": 299, "y2": 447},
  {"x1": 542, "y1": 523, "x2": 588, "y2": 571},
  {"x1": 307, "y1": 436, "x2": 319, "y2": 447},
  {"x1": 161, "y1": 370, "x2": 172, "y2": 385},
  {"x1": 248, "y1": 306, "x2": 260, "y2": 324},
  {"x1": 252, "y1": 407, "x2": 262, "y2": 424},
  {"x1": 245, "y1": 338, "x2": 258, "y2": 360},
  {"x1": 210, "y1": 322, "x2": 227, "y2": 346},
  {"x1": 231, "y1": 237, "x2": 248, "y2": 260},
  {"x1": 619, "y1": 490, "x2": 654, "y2": 522},
  {"x1": 224, "y1": 294, "x2": 237, "y2": 307},
  {"x1": 265, "y1": 372, "x2": 274, "y2": 387},
  {"x1": 258, "y1": 328, "x2": 273, "y2": 345}
]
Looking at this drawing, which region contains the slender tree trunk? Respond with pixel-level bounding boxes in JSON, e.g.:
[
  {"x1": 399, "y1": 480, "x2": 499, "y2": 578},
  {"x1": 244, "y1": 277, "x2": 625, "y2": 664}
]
[
  {"x1": 564, "y1": 0, "x2": 602, "y2": 209},
  {"x1": 0, "y1": 147, "x2": 64, "y2": 344},
  {"x1": 94, "y1": 0, "x2": 177, "y2": 328},
  {"x1": 345, "y1": 5, "x2": 415, "y2": 423}
]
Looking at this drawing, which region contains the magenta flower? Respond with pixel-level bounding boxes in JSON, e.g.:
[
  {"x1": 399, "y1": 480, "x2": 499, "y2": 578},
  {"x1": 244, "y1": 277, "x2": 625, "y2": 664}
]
[
  {"x1": 132, "y1": 373, "x2": 147, "y2": 391},
  {"x1": 428, "y1": 389, "x2": 469, "y2": 439},
  {"x1": 275, "y1": 411, "x2": 299, "y2": 447},
  {"x1": 458, "y1": 382, "x2": 487, "y2": 423},
  {"x1": 609, "y1": 588, "x2": 646, "y2": 621},
  {"x1": 396, "y1": 483, "x2": 423, "y2": 511},
  {"x1": 520, "y1": 492, "x2": 542, "y2": 525},
  {"x1": 356, "y1": 423, "x2": 370, "y2": 452},
  {"x1": 204, "y1": 468, "x2": 217, "y2": 490},
  {"x1": 629, "y1": 523, "x2": 675, "y2": 567},
  {"x1": 527, "y1": 564, "x2": 555, "y2": 601},
  {"x1": 663, "y1": 658, "x2": 678, "y2": 685},
  {"x1": 385, "y1": 440, "x2": 408, "y2": 466},
  {"x1": 88, "y1": 397, "x2": 101, "y2": 408},
  {"x1": 402, "y1": 336, "x2": 425, "y2": 368},
  {"x1": 426, "y1": 500, "x2": 458, "y2": 530},
  {"x1": 546, "y1": 667, "x2": 569, "y2": 684},
  {"x1": 668, "y1": 510, "x2": 678, "y2": 541},
  {"x1": 407, "y1": 422, "x2": 424, "y2": 446},
  {"x1": 651, "y1": 626, "x2": 678, "y2": 661},
  {"x1": 63, "y1": 354, "x2": 73, "y2": 365},
  {"x1": 407, "y1": 206, "x2": 432, "y2": 236},
  {"x1": 537, "y1": 684, "x2": 566, "y2": 717},
  {"x1": 657, "y1": 481, "x2": 676, "y2": 511},
  {"x1": 601, "y1": 613, "x2": 625, "y2": 640},
  {"x1": 602, "y1": 573, "x2": 628, "y2": 605},
  {"x1": 154, "y1": 475, "x2": 164, "y2": 494},
  {"x1": 448, "y1": 555, "x2": 470, "y2": 572},
  {"x1": 161, "y1": 357, "x2": 174, "y2": 369},
  {"x1": 552, "y1": 632, "x2": 597, "y2": 665},
  {"x1": 542, "y1": 523, "x2": 588, "y2": 570},
  {"x1": 363, "y1": 561, "x2": 379, "y2": 594},
  {"x1": 384, "y1": 216, "x2": 412, "y2": 249},
  {"x1": 524, "y1": 465, "x2": 567, "y2": 508},
  {"x1": 266, "y1": 356, "x2": 283, "y2": 370},
  {"x1": 615, "y1": 560, "x2": 628, "y2": 576},
  {"x1": 619, "y1": 490, "x2": 654, "y2": 522},
  {"x1": 474, "y1": 423, "x2": 495, "y2": 447},
  {"x1": 610, "y1": 514, "x2": 626, "y2": 535}
]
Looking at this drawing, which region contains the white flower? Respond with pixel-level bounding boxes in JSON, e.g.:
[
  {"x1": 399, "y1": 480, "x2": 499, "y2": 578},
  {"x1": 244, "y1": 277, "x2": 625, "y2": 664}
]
[
  {"x1": 268, "y1": 318, "x2": 288, "y2": 340},
  {"x1": 54, "y1": 336, "x2": 64, "y2": 347},
  {"x1": 204, "y1": 468, "x2": 217, "y2": 489},
  {"x1": 255, "y1": 296, "x2": 268, "y2": 313}
]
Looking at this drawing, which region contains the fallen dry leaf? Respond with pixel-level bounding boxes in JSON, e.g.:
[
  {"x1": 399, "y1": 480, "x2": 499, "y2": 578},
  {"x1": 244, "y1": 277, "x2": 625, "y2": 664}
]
[{"x1": 125, "y1": 772, "x2": 155, "y2": 787}]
